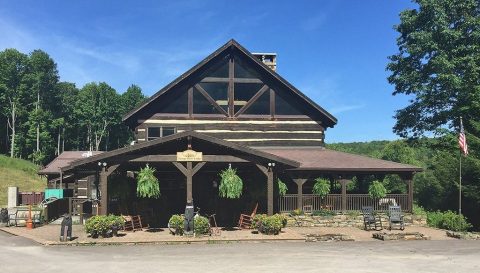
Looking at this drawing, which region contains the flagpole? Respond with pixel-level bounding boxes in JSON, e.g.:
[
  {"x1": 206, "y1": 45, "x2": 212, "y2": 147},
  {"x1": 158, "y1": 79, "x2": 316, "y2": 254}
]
[
  {"x1": 459, "y1": 116, "x2": 463, "y2": 215},
  {"x1": 459, "y1": 149, "x2": 462, "y2": 215}
]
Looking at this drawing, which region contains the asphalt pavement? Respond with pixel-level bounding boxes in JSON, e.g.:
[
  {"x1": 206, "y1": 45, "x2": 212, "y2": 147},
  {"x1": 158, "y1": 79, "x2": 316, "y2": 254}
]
[{"x1": 1, "y1": 230, "x2": 479, "y2": 273}]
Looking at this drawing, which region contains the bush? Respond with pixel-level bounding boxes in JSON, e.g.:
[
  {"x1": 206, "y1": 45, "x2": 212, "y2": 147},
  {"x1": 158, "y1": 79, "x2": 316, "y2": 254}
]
[
  {"x1": 412, "y1": 204, "x2": 427, "y2": 217},
  {"x1": 312, "y1": 209, "x2": 336, "y2": 217},
  {"x1": 290, "y1": 209, "x2": 303, "y2": 216},
  {"x1": 273, "y1": 214, "x2": 288, "y2": 228},
  {"x1": 168, "y1": 214, "x2": 184, "y2": 235},
  {"x1": 258, "y1": 214, "x2": 283, "y2": 235},
  {"x1": 427, "y1": 210, "x2": 472, "y2": 232},
  {"x1": 194, "y1": 216, "x2": 210, "y2": 235},
  {"x1": 251, "y1": 214, "x2": 267, "y2": 229},
  {"x1": 85, "y1": 215, "x2": 124, "y2": 238}
]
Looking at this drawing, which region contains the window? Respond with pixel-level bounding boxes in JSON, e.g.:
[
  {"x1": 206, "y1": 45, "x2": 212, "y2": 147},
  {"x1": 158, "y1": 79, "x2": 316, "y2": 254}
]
[{"x1": 147, "y1": 127, "x2": 176, "y2": 141}]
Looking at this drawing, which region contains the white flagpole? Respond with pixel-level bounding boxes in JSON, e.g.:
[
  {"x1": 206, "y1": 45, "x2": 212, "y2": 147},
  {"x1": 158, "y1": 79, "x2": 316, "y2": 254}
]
[{"x1": 459, "y1": 117, "x2": 463, "y2": 215}]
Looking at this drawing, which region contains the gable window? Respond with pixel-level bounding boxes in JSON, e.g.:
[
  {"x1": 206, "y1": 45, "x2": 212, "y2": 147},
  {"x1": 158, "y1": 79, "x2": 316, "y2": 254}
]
[{"x1": 147, "y1": 127, "x2": 176, "y2": 141}]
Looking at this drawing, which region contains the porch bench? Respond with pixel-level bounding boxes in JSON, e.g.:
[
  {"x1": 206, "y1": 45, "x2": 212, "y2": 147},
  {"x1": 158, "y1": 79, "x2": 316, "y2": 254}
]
[{"x1": 8, "y1": 208, "x2": 43, "y2": 227}]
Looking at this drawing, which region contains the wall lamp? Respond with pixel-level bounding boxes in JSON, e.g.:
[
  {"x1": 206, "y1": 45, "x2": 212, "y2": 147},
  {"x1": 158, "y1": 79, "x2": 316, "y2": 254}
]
[
  {"x1": 268, "y1": 162, "x2": 275, "y2": 167},
  {"x1": 98, "y1": 162, "x2": 107, "y2": 167}
]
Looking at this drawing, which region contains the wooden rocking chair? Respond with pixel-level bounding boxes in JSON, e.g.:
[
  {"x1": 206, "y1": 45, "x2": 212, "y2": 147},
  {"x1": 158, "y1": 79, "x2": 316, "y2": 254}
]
[
  {"x1": 238, "y1": 203, "x2": 258, "y2": 229},
  {"x1": 123, "y1": 215, "x2": 143, "y2": 232}
]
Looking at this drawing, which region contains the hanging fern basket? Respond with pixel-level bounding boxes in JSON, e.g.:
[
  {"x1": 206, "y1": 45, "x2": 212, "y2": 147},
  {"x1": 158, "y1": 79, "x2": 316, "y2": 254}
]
[
  {"x1": 136, "y1": 164, "x2": 161, "y2": 199},
  {"x1": 218, "y1": 167, "x2": 243, "y2": 199}
]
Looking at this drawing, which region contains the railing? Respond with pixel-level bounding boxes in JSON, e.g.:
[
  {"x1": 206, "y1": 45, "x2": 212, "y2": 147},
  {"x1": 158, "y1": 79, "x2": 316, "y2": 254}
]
[
  {"x1": 279, "y1": 194, "x2": 409, "y2": 213},
  {"x1": 19, "y1": 192, "x2": 44, "y2": 205}
]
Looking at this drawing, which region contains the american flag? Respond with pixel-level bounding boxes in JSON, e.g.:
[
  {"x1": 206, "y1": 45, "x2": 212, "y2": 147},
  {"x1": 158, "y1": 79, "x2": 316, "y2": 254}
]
[{"x1": 459, "y1": 118, "x2": 468, "y2": 156}]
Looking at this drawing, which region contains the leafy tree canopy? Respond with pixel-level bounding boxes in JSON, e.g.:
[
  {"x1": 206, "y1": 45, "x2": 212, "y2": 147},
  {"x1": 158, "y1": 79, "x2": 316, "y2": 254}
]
[{"x1": 387, "y1": 0, "x2": 480, "y2": 138}]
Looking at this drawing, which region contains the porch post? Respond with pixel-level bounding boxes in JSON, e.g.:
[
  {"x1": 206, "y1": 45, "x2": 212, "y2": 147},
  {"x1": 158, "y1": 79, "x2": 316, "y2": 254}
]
[
  {"x1": 99, "y1": 167, "x2": 108, "y2": 215},
  {"x1": 99, "y1": 164, "x2": 120, "y2": 216},
  {"x1": 339, "y1": 179, "x2": 350, "y2": 213},
  {"x1": 186, "y1": 162, "x2": 193, "y2": 202},
  {"x1": 267, "y1": 167, "x2": 274, "y2": 216},
  {"x1": 293, "y1": 178, "x2": 307, "y2": 211},
  {"x1": 407, "y1": 179, "x2": 414, "y2": 213}
]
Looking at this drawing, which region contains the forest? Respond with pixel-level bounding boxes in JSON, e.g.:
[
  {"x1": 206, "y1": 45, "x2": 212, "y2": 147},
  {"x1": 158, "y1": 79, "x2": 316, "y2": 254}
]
[{"x1": 0, "y1": 48, "x2": 147, "y2": 165}]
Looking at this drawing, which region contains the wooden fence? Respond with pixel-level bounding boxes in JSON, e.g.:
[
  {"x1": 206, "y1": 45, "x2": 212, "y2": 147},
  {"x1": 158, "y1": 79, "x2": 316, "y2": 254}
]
[
  {"x1": 279, "y1": 194, "x2": 409, "y2": 213},
  {"x1": 19, "y1": 192, "x2": 44, "y2": 205}
]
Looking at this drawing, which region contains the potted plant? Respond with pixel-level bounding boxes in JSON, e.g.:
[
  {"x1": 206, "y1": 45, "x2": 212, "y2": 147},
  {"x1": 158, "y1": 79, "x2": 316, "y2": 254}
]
[
  {"x1": 313, "y1": 178, "x2": 330, "y2": 207},
  {"x1": 278, "y1": 179, "x2": 288, "y2": 196},
  {"x1": 368, "y1": 180, "x2": 387, "y2": 208},
  {"x1": 136, "y1": 164, "x2": 161, "y2": 199},
  {"x1": 218, "y1": 165, "x2": 243, "y2": 199}
]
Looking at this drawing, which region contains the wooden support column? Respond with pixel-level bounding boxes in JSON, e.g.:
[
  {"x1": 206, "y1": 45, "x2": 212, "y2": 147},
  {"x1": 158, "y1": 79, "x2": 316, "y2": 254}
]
[
  {"x1": 293, "y1": 178, "x2": 307, "y2": 211},
  {"x1": 339, "y1": 179, "x2": 350, "y2": 213},
  {"x1": 256, "y1": 164, "x2": 274, "y2": 216},
  {"x1": 173, "y1": 162, "x2": 206, "y2": 203},
  {"x1": 407, "y1": 179, "x2": 414, "y2": 213},
  {"x1": 99, "y1": 164, "x2": 120, "y2": 216},
  {"x1": 99, "y1": 167, "x2": 108, "y2": 215}
]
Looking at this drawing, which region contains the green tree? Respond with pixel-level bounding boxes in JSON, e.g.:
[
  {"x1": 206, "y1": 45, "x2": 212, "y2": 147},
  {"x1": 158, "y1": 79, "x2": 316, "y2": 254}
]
[
  {"x1": 0, "y1": 49, "x2": 29, "y2": 158},
  {"x1": 387, "y1": 0, "x2": 480, "y2": 138}
]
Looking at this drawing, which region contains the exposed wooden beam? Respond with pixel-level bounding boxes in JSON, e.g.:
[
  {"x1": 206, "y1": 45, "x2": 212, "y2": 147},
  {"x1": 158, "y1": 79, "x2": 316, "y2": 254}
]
[
  {"x1": 256, "y1": 164, "x2": 268, "y2": 176},
  {"x1": 234, "y1": 85, "x2": 269, "y2": 117},
  {"x1": 200, "y1": 77, "x2": 263, "y2": 84},
  {"x1": 270, "y1": 88, "x2": 275, "y2": 118},
  {"x1": 172, "y1": 162, "x2": 188, "y2": 176},
  {"x1": 192, "y1": 162, "x2": 206, "y2": 175},
  {"x1": 127, "y1": 155, "x2": 249, "y2": 163},
  {"x1": 228, "y1": 56, "x2": 234, "y2": 117},
  {"x1": 194, "y1": 84, "x2": 228, "y2": 116},
  {"x1": 188, "y1": 87, "x2": 193, "y2": 117}
]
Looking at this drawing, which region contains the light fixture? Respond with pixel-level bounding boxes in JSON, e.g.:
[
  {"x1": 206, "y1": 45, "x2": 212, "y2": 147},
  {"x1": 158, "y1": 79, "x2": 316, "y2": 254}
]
[
  {"x1": 268, "y1": 162, "x2": 275, "y2": 167},
  {"x1": 212, "y1": 180, "x2": 218, "y2": 188}
]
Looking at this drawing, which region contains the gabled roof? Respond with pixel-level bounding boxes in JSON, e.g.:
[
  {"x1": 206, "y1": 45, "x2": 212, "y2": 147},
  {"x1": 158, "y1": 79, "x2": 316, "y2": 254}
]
[
  {"x1": 38, "y1": 151, "x2": 104, "y2": 175},
  {"x1": 257, "y1": 147, "x2": 423, "y2": 174},
  {"x1": 123, "y1": 39, "x2": 337, "y2": 127},
  {"x1": 60, "y1": 131, "x2": 300, "y2": 172}
]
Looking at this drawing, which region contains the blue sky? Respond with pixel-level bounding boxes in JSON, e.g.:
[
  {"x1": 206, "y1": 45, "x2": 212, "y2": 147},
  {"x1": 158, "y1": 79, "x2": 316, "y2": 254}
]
[{"x1": 0, "y1": 0, "x2": 417, "y2": 143}]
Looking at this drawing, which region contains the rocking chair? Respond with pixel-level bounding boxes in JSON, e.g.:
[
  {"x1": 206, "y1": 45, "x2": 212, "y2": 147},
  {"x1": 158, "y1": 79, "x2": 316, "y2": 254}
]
[{"x1": 238, "y1": 203, "x2": 258, "y2": 229}]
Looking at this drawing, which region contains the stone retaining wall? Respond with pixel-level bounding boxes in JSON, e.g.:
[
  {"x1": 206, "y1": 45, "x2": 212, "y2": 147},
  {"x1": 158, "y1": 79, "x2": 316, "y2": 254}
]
[{"x1": 284, "y1": 213, "x2": 427, "y2": 228}]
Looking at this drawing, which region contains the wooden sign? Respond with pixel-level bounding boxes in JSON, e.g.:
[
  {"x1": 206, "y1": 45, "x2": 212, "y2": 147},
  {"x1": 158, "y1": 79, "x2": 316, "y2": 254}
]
[{"x1": 177, "y1": 150, "x2": 203, "y2": 161}]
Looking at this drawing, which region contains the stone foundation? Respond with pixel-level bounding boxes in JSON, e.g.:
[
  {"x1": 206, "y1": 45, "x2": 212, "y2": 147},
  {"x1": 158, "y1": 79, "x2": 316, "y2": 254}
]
[
  {"x1": 373, "y1": 232, "x2": 430, "y2": 241},
  {"x1": 285, "y1": 213, "x2": 427, "y2": 228}
]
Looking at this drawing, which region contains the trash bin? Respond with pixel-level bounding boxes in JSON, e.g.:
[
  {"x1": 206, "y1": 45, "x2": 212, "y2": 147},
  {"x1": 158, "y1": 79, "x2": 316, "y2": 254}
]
[
  {"x1": 60, "y1": 214, "x2": 72, "y2": 241},
  {"x1": 184, "y1": 201, "x2": 194, "y2": 235}
]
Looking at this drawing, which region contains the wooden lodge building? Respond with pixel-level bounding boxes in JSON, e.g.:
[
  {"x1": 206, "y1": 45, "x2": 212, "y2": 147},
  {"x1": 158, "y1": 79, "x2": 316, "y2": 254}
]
[{"x1": 39, "y1": 39, "x2": 422, "y2": 226}]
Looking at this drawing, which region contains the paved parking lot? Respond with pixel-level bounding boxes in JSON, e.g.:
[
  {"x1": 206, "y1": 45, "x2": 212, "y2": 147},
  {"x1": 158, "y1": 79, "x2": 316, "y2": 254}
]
[{"x1": 1, "y1": 230, "x2": 479, "y2": 273}]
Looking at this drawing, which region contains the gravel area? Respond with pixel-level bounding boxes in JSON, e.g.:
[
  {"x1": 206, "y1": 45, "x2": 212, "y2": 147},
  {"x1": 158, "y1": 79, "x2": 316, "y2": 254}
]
[{"x1": 0, "y1": 224, "x2": 452, "y2": 245}]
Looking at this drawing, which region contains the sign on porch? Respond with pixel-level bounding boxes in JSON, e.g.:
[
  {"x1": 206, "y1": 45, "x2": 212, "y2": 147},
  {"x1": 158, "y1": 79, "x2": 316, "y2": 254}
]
[{"x1": 176, "y1": 150, "x2": 203, "y2": 161}]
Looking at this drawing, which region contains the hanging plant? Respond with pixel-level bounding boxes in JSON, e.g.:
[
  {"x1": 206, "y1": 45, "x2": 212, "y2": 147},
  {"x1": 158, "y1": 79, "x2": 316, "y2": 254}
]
[
  {"x1": 218, "y1": 166, "x2": 243, "y2": 199},
  {"x1": 368, "y1": 180, "x2": 387, "y2": 200},
  {"x1": 313, "y1": 178, "x2": 330, "y2": 198},
  {"x1": 278, "y1": 179, "x2": 288, "y2": 196},
  {"x1": 136, "y1": 164, "x2": 160, "y2": 199}
]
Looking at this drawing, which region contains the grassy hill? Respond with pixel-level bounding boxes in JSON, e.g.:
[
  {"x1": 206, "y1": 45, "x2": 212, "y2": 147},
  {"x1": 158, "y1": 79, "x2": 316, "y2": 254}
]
[{"x1": 0, "y1": 155, "x2": 46, "y2": 207}]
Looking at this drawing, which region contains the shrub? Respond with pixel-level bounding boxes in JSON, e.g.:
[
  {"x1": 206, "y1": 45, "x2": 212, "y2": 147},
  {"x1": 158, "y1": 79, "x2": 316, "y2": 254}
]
[
  {"x1": 218, "y1": 167, "x2": 243, "y2": 198},
  {"x1": 412, "y1": 204, "x2": 427, "y2": 217},
  {"x1": 251, "y1": 214, "x2": 267, "y2": 229},
  {"x1": 85, "y1": 215, "x2": 124, "y2": 238},
  {"x1": 194, "y1": 216, "x2": 210, "y2": 235},
  {"x1": 273, "y1": 214, "x2": 288, "y2": 228},
  {"x1": 426, "y1": 210, "x2": 472, "y2": 232},
  {"x1": 290, "y1": 209, "x2": 303, "y2": 216},
  {"x1": 368, "y1": 181, "x2": 387, "y2": 199},
  {"x1": 168, "y1": 214, "x2": 184, "y2": 235},
  {"x1": 259, "y1": 215, "x2": 283, "y2": 235},
  {"x1": 312, "y1": 209, "x2": 336, "y2": 217}
]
